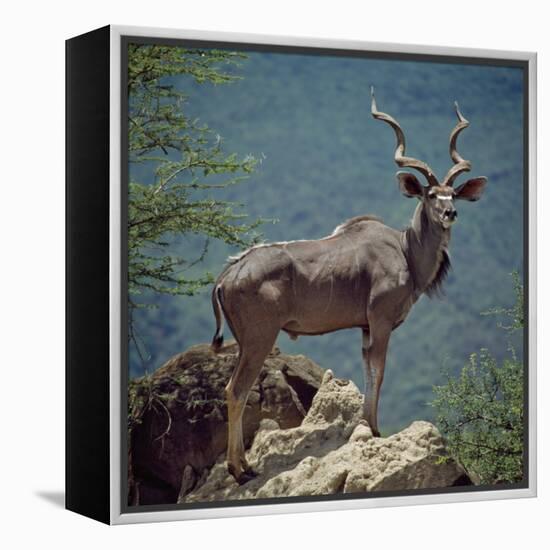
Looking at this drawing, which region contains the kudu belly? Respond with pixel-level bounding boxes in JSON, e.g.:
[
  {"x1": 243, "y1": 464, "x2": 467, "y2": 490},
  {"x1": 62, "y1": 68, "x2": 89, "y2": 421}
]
[{"x1": 278, "y1": 275, "x2": 369, "y2": 335}]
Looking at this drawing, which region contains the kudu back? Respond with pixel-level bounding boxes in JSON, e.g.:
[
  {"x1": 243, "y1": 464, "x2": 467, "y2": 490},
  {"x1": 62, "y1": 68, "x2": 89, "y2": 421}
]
[{"x1": 211, "y1": 89, "x2": 488, "y2": 483}]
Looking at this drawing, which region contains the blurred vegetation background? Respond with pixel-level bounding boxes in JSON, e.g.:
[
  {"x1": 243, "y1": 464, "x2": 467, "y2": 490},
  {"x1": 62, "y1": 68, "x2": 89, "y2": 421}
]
[{"x1": 127, "y1": 44, "x2": 525, "y2": 434}]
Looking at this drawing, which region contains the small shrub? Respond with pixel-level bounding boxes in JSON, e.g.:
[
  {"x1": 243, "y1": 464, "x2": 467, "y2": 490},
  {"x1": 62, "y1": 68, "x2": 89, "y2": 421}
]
[{"x1": 431, "y1": 273, "x2": 524, "y2": 485}]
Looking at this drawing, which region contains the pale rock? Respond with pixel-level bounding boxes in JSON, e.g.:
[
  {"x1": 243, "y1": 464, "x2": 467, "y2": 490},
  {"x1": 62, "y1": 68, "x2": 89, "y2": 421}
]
[{"x1": 182, "y1": 370, "x2": 472, "y2": 503}]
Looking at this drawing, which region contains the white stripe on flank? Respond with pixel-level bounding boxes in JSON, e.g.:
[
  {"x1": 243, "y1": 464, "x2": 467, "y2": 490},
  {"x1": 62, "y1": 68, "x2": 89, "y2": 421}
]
[
  {"x1": 227, "y1": 231, "x2": 344, "y2": 263},
  {"x1": 227, "y1": 240, "x2": 312, "y2": 262},
  {"x1": 227, "y1": 218, "x2": 378, "y2": 264}
]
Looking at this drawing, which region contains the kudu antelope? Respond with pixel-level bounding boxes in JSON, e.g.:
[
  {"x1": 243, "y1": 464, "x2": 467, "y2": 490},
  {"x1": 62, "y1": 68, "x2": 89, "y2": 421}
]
[{"x1": 211, "y1": 89, "x2": 487, "y2": 483}]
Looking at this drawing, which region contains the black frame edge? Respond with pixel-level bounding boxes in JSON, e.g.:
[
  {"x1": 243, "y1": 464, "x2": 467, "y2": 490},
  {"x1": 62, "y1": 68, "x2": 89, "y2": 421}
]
[{"x1": 66, "y1": 24, "x2": 111, "y2": 525}]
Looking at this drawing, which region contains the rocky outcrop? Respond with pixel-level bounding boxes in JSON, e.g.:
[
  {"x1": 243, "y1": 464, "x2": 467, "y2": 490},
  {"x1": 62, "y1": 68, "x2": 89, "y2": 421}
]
[
  {"x1": 128, "y1": 342, "x2": 324, "y2": 505},
  {"x1": 181, "y1": 370, "x2": 473, "y2": 503}
]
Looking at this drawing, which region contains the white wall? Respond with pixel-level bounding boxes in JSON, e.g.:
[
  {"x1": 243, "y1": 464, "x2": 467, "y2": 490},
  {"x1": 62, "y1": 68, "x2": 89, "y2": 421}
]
[{"x1": 1, "y1": 0, "x2": 546, "y2": 546}]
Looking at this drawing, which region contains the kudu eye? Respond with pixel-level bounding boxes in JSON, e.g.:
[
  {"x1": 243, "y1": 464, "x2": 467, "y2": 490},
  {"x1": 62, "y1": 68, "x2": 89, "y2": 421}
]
[{"x1": 428, "y1": 191, "x2": 436, "y2": 199}]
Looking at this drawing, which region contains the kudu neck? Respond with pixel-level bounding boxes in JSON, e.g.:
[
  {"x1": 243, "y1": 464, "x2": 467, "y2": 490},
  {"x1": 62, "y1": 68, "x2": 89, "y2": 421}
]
[{"x1": 404, "y1": 201, "x2": 451, "y2": 296}]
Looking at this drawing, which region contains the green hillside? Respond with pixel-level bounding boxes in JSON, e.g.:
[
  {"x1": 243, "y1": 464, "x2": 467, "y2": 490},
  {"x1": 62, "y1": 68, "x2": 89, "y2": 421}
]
[{"x1": 128, "y1": 46, "x2": 525, "y2": 432}]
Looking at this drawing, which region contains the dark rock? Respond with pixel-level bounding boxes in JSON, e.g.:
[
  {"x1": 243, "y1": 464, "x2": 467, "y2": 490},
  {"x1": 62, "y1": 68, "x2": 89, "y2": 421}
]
[{"x1": 128, "y1": 342, "x2": 324, "y2": 505}]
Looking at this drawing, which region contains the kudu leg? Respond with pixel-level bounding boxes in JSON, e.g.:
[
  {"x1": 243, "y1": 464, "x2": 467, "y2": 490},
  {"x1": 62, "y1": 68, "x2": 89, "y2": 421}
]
[
  {"x1": 225, "y1": 333, "x2": 277, "y2": 484},
  {"x1": 361, "y1": 324, "x2": 391, "y2": 437}
]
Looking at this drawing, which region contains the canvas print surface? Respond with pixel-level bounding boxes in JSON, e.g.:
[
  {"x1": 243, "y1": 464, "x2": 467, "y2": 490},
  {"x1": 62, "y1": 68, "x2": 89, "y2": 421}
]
[{"x1": 124, "y1": 39, "x2": 527, "y2": 509}]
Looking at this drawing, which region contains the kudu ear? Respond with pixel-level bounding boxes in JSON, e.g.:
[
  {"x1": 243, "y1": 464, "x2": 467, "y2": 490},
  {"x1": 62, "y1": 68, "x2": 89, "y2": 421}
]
[
  {"x1": 454, "y1": 177, "x2": 488, "y2": 201},
  {"x1": 396, "y1": 171, "x2": 425, "y2": 199}
]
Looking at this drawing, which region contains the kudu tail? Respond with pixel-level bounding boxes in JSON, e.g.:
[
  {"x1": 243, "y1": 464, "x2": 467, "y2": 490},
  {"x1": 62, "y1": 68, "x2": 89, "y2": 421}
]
[{"x1": 211, "y1": 285, "x2": 225, "y2": 353}]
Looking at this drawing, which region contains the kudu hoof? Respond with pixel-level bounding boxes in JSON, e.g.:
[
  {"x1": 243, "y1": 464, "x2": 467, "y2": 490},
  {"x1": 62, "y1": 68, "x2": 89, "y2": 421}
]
[
  {"x1": 228, "y1": 462, "x2": 258, "y2": 485},
  {"x1": 236, "y1": 467, "x2": 258, "y2": 485}
]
